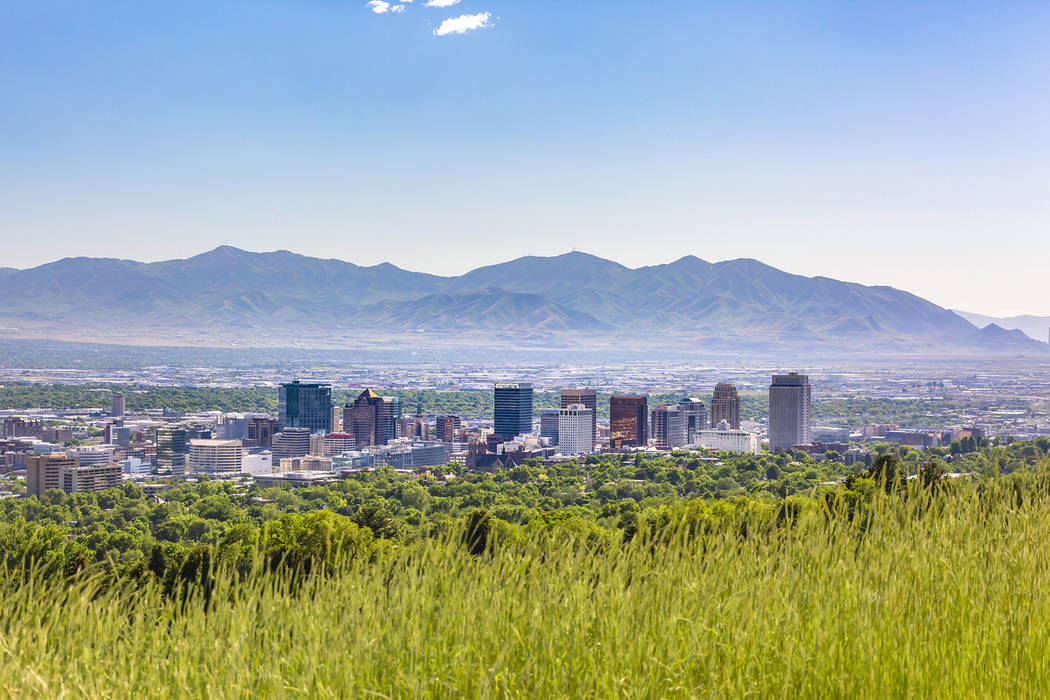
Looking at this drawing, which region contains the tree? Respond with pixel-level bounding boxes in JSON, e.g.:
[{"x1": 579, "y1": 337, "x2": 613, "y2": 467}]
[
  {"x1": 462, "y1": 509, "x2": 493, "y2": 556},
  {"x1": 918, "y1": 461, "x2": 948, "y2": 489},
  {"x1": 351, "y1": 503, "x2": 399, "y2": 540},
  {"x1": 869, "y1": 454, "x2": 902, "y2": 492}
]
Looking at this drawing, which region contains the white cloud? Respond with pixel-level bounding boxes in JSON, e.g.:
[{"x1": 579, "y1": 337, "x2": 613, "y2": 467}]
[
  {"x1": 425, "y1": 0, "x2": 461, "y2": 7},
  {"x1": 433, "y1": 11, "x2": 492, "y2": 36},
  {"x1": 391, "y1": 3, "x2": 405, "y2": 11},
  {"x1": 367, "y1": 0, "x2": 391, "y2": 13}
]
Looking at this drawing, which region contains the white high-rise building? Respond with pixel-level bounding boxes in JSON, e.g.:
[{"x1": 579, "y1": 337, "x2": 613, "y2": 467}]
[
  {"x1": 188, "y1": 439, "x2": 244, "y2": 474},
  {"x1": 558, "y1": 404, "x2": 594, "y2": 455}
]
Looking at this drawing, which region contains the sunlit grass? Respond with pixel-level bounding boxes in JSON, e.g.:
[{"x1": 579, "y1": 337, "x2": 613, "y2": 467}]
[{"x1": 2, "y1": 482, "x2": 1050, "y2": 697}]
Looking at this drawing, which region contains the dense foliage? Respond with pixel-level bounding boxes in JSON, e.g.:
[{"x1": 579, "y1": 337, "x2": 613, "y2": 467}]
[{"x1": 2, "y1": 439, "x2": 1049, "y2": 587}]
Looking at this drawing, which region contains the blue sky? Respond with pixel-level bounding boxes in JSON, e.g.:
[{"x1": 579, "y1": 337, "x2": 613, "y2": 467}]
[{"x1": 2, "y1": 0, "x2": 1048, "y2": 315}]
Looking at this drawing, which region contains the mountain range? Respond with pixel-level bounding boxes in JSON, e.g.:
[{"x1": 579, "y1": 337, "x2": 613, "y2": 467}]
[{"x1": 0, "y1": 246, "x2": 1045, "y2": 355}]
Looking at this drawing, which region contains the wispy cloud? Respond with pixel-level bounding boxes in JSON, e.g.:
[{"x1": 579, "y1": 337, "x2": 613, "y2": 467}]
[
  {"x1": 367, "y1": 0, "x2": 391, "y2": 13},
  {"x1": 424, "y1": 0, "x2": 461, "y2": 7},
  {"x1": 433, "y1": 11, "x2": 492, "y2": 36},
  {"x1": 391, "y1": 3, "x2": 406, "y2": 11}
]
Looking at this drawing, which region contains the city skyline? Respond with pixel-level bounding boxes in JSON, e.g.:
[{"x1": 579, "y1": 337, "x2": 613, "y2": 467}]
[{"x1": 3, "y1": 1, "x2": 1049, "y2": 316}]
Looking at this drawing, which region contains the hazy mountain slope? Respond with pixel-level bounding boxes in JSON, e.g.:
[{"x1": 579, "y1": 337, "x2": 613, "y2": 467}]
[
  {"x1": 0, "y1": 246, "x2": 1013, "y2": 351},
  {"x1": 968, "y1": 323, "x2": 1049, "y2": 352},
  {"x1": 359, "y1": 289, "x2": 613, "y2": 332},
  {"x1": 954, "y1": 310, "x2": 1050, "y2": 343}
]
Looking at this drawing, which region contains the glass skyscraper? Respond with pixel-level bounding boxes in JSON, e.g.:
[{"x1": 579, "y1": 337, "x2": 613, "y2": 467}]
[
  {"x1": 279, "y1": 381, "x2": 333, "y2": 433},
  {"x1": 493, "y1": 382, "x2": 533, "y2": 438},
  {"x1": 610, "y1": 396, "x2": 648, "y2": 448}
]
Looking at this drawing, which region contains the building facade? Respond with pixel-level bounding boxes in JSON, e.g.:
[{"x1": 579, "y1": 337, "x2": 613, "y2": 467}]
[
  {"x1": 246, "y1": 417, "x2": 279, "y2": 448},
  {"x1": 697, "y1": 420, "x2": 761, "y2": 455},
  {"x1": 610, "y1": 396, "x2": 647, "y2": 449},
  {"x1": 26, "y1": 452, "x2": 78, "y2": 497},
  {"x1": 59, "y1": 463, "x2": 123, "y2": 493},
  {"x1": 561, "y1": 388, "x2": 597, "y2": 443},
  {"x1": 651, "y1": 405, "x2": 687, "y2": 449},
  {"x1": 110, "y1": 393, "x2": 126, "y2": 417},
  {"x1": 345, "y1": 389, "x2": 400, "y2": 447},
  {"x1": 188, "y1": 439, "x2": 244, "y2": 474},
  {"x1": 678, "y1": 398, "x2": 709, "y2": 444},
  {"x1": 710, "y1": 383, "x2": 741, "y2": 429},
  {"x1": 540, "y1": 408, "x2": 560, "y2": 444},
  {"x1": 558, "y1": 404, "x2": 594, "y2": 455},
  {"x1": 435, "y1": 414, "x2": 462, "y2": 443},
  {"x1": 493, "y1": 382, "x2": 533, "y2": 439},
  {"x1": 155, "y1": 426, "x2": 189, "y2": 475},
  {"x1": 278, "y1": 381, "x2": 333, "y2": 433},
  {"x1": 271, "y1": 427, "x2": 312, "y2": 461},
  {"x1": 768, "y1": 372, "x2": 812, "y2": 451}
]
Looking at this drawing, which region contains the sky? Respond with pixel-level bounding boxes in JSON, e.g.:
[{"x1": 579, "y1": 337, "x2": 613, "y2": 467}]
[{"x1": 1, "y1": 0, "x2": 1048, "y2": 316}]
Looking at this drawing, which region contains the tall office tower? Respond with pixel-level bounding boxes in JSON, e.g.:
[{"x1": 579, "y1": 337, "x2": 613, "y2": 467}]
[
  {"x1": 558, "y1": 404, "x2": 594, "y2": 455},
  {"x1": 610, "y1": 396, "x2": 647, "y2": 449},
  {"x1": 678, "y1": 398, "x2": 709, "y2": 444},
  {"x1": 278, "y1": 381, "x2": 333, "y2": 433},
  {"x1": 651, "y1": 405, "x2": 687, "y2": 449},
  {"x1": 110, "y1": 393, "x2": 126, "y2": 417},
  {"x1": 561, "y1": 388, "x2": 597, "y2": 443},
  {"x1": 26, "y1": 452, "x2": 78, "y2": 498},
  {"x1": 768, "y1": 372, "x2": 812, "y2": 451},
  {"x1": 493, "y1": 382, "x2": 533, "y2": 439},
  {"x1": 435, "y1": 414, "x2": 462, "y2": 443},
  {"x1": 271, "y1": 427, "x2": 311, "y2": 460},
  {"x1": 540, "y1": 409, "x2": 560, "y2": 444},
  {"x1": 710, "y1": 383, "x2": 741, "y2": 429},
  {"x1": 155, "y1": 426, "x2": 189, "y2": 474},
  {"x1": 330, "y1": 405, "x2": 343, "y2": 433},
  {"x1": 188, "y1": 439, "x2": 244, "y2": 475},
  {"x1": 346, "y1": 389, "x2": 400, "y2": 447}
]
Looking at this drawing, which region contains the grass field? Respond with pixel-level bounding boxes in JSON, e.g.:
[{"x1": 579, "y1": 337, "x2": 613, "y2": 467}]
[{"x1": 3, "y1": 482, "x2": 1049, "y2": 698}]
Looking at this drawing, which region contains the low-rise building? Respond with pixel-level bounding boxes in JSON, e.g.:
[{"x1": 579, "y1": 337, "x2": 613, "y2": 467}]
[
  {"x1": 59, "y1": 462, "x2": 123, "y2": 493},
  {"x1": 696, "y1": 420, "x2": 761, "y2": 455},
  {"x1": 188, "y1": 439, "x2": 244, "y2": 474}
]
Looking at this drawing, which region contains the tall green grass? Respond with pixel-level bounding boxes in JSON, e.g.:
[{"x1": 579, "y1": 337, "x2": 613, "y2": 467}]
[{"x1": 3, "y1": 482, "x2": 1050, "y2": 697}]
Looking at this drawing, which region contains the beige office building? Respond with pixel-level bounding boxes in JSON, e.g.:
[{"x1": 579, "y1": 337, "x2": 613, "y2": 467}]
[
  {"x1": 188, "y1": 439, "x2": 244, "y2": 474},
  {"x1": 26, "y1": 452, "x2": 78, "y2": 497},
  {"x1": 59, "y1": 463, "x2": 123, "y2": 493}
]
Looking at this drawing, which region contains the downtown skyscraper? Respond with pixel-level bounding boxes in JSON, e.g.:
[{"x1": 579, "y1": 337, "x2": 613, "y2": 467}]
[
  {"x1": 610, "y1": 396, "x2": 647, "y2": 449},
  {"x1": 561, "y1": 388, "x2": 597, "y2": 443},
  {"x1": 278, "y1": 381, "x2": 333, "y2": 433},
  {"x1": 493, "y1": 382, "x2": 533, "y2": 439},
  {"x1": 710, "y1": 382, "x2": 741, "y2": 429},
  {"x1": 768, "y1": 373, "x2": 812, "y2": 451}
]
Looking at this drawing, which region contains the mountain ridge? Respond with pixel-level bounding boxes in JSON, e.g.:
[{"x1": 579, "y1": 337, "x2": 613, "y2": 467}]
[{"x1": 0, "y1": 246, "x2": 1045, "y2": 354}]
